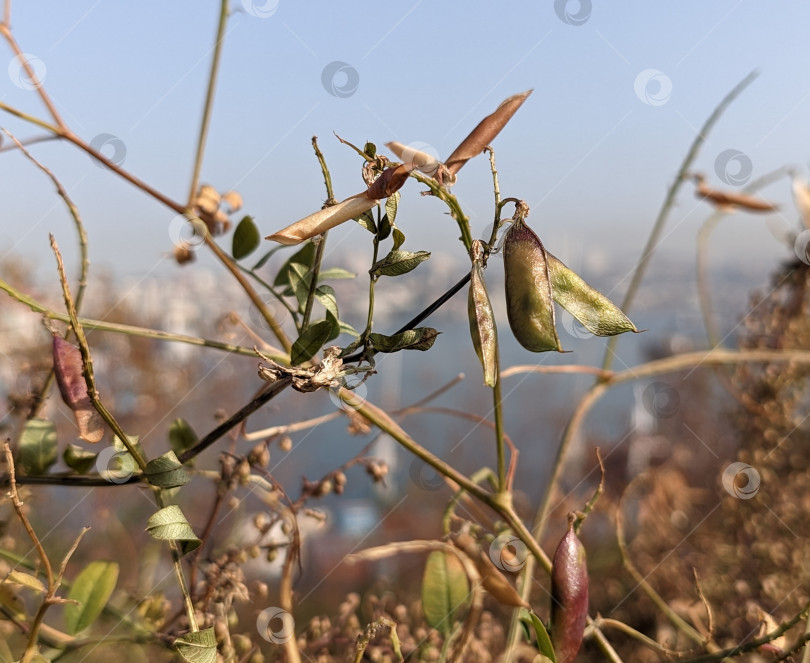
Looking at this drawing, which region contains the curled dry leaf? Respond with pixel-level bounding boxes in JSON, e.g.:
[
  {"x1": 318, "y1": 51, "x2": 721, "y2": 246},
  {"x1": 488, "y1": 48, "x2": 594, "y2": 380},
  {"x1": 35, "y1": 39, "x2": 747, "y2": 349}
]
[
  {"x1": 444, "y1": 89, "x2": 532, "y2": 176},
  {"x1": 52, "y1": 335, "x2": 104, "y2": 443},
  {"x1": 690, "y1": 173, "x2": 779, "y2": 212}
]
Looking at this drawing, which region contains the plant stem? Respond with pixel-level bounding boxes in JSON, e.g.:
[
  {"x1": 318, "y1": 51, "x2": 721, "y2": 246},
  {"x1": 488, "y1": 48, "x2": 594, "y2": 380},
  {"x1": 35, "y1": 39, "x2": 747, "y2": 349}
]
[
  {"x1": 186, "y1": 0, "x2": 229, "y2": 207},
  {"x1": 601, "y1": 70, "x2": 759, "y2": 371},
  {"x1": 300, "y1": 232, "x2": 328, "y2": 331}
]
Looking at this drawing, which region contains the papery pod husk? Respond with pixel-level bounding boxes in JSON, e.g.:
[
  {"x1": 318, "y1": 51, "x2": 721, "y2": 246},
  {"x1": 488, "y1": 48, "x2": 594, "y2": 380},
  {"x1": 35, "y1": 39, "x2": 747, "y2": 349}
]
[
  {"x1": 550, "y1": 520, "x2": 589, "y2": 663},
  {"x1": 445, "y1": 90, "x2": 532, "y2": 176},
  {"x1": 503, "y1": 218, "x2": 563, "y2": 352},
  {"x1": 385, "y1": 141, "x2": 441, "y2": 177},
  {"x1": 265, "y1": 196, "x2": 376, "y2": 245},
  {"x1": 546, "y1": 252, "x2": 638, "y2": 337},
  {"x1": 468, "y1": 243, "x2": 499, "y2": 386},
  {"x1": 52, "y1": 335, "x2": 104, "y2": 443}
]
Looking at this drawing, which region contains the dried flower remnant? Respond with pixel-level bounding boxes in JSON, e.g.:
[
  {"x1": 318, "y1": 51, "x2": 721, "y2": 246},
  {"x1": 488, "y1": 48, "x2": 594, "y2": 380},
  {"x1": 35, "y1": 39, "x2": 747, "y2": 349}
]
[
  {"x1": 257, "y1": 346, "x2": 343, "y2": 392},
  {"x1": 790, "y1": 170, "x2": 810, "y2": 229},
  {"x1": 265, "y1": 165, "x2": 412, "y2": 245},
  {"x1": 52, "y1": 335, "x2": 104, "y2": 443},
  {"x1": 689, "y1": 172, "x2": 779, "y2": 212}
]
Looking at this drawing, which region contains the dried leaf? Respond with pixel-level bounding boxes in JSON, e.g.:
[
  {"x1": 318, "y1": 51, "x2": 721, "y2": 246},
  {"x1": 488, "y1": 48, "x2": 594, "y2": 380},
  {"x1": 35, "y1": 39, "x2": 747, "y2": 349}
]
[
  {"x1": 452, "y1": 533, "x2": 528, "y2": 609},
  {"x1": 445, "y1": 90, "x2": 532, "y2": 176},
  {"x1": 791, "y1": 173, "x2": 810, "y2": 229},
  {"x1": 266, "y1": 197, "x2": 376, "y2": 245}
]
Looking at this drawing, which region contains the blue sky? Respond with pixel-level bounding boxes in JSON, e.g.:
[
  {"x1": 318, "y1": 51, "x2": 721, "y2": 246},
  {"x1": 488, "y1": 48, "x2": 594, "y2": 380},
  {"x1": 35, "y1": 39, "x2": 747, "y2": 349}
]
[{"x1": 2, "y1": 1, "x2": 809, "y2": 283}]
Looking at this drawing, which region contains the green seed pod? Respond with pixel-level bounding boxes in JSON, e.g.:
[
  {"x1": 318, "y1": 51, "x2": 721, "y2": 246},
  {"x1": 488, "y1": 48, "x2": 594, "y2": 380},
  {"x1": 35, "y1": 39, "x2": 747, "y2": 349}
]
[
  {"x1": 546, "y1": 252, "x2": 638, "y2": 337},
  {"x1": 468, "y1": 241, "x2": 499, "y2": 387},
  {"x1": 503, "y1": 217, "x2": 563, "y2": 352},
  {"x1": 550, "y1": 519, "x2": 589, "y2": 663}
]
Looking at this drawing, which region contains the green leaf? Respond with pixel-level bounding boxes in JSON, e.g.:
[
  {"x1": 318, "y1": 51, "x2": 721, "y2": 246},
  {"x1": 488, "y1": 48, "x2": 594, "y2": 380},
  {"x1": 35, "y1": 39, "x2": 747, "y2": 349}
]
[
  {"x1": 63, "y1": 444, "x2": 97, "y2": 474},
  {"x1": 318, "y1": 267, "x2": 356, "y2": 281},
  {"x1": 288, "y1": 262, "x2": 312, "y2": 312},
  {"x1": 546, "y1": 252, "x2": 638, "y2": 337},
  {"x1": 146, "y1": 505, "x2": 202, "y2": 556},
  {"x1": 145, "y1": 451, "x2": 190, "y2": 489},
  {"x1": 251, "y1": 244, "x2": 285, "y2": 271},
  {"x1": 273, "y1": 241, "x2": 316, "y2": 288},
  {"x1": 422, "y1": 551, "x2": 470, "y2": 634},
  {"x1": 232, "y1": 215, "x2": 260, "y2": 260},
  {"x1": 290, "y1": 319, "x2": 334, "y2": 365},
  {"x1": 17, "y1": 418, "x2": 57, "y2": 475},
  {"x1": 338, "y1": 319, "x2": 360, "y2": 338},
  {"x1": 355, "y1": 208, "x2": 376, "y2": 234},
  {"x1": 385, "y1": 192, "x2": 399, "y2": 226},
  {"x1": 378, "y1": 213, "x2": 391, "y2": 241},
  {"x1": 6, "y1": 570, "x2": 45, "y2": 593},
  {"x1": 175, "y1": 627, "x2": 217, "y2": 663},
  {"x1": 521, "y1": 609, "x2": 557, "y2": 662},
  {"x1": 369, "y1": 327, "x2": 439, "y2": 353},
  {"x1": 169, "y1": 418, "x2": 198, "y2": 462},
  {"x1": 314, "y1": 285, "x2": 339, "y2": 321},
  {"x1": 363, "y1": 142, "x2": 377, "y2": 159},
  {"x1": 326, "y1": 311, "x2": 341, "y2": 342},
  {"x1": 392, "y1": 227, "x2": 406, "y2": 251},
  {"x1": 65, "y1": 561, "x2": 119, "y2": 635},
  {"x1": 371, "y1": 250, "x2": 430, "y2": 277}
]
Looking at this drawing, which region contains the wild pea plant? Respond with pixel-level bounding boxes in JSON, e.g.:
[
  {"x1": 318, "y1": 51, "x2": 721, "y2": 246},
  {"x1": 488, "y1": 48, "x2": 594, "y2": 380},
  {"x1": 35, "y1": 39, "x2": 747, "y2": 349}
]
[{"x1": 3, "y1": 4, "x2": 810, "y2": 662}]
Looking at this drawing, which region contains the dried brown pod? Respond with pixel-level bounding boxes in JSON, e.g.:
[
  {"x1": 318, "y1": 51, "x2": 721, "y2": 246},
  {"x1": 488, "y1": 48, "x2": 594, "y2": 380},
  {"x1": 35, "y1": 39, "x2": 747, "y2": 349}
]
[
  {"x1": 384, "y1": 141, "x2": 441, "y2": 177},
  {"x1": 265, "y1": 197, "x2": 376, "y2": 245},
  {"x1": 550, "y1": 517, "x2": 589, "y2": 663},
  {"x1": 52, "y1": 335, "x2": 104, "y2": 443},
  {"x1": 690, "y1": 172, "x2": 779, "y2": 212},
  {"x1": 444, "y1": 90, "x2": 533, "y2": 176},
  {"x1": 266, "y1": 165, "x2": 411, "y2": 245}
]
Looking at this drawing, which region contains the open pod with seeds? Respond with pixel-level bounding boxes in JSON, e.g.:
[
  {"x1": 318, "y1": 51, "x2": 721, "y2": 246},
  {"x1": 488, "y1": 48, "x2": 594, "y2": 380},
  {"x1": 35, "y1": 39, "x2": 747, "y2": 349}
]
[
  {"x1": 265, "y1": 164, "x2": 412, "y2": 246},
  {"x1": 503, "y1": 204, "x2": 637, "y2": 352},
  {"x1": 386, "y1": 89, "x2": 532, "y2": 186}
]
